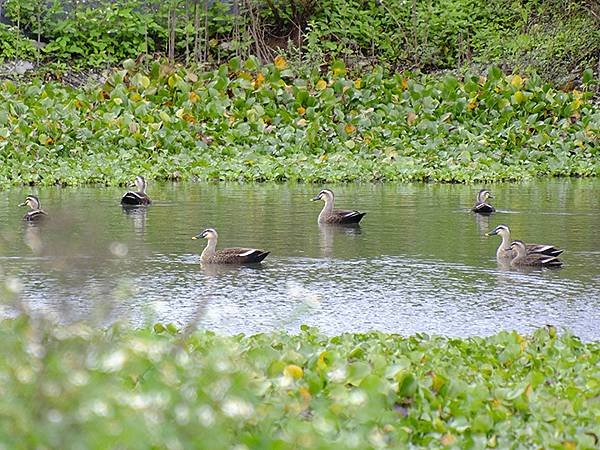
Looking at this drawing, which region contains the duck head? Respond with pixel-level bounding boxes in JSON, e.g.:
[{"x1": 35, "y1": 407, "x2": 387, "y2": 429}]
[
  {"x1": 311, "y1": 189, "x2": 334, "y2": 202},
  {"x1": 18, "y1": 195, "x2": 41, "y2": 210},
  {"x1": 192, "y1": 228, "x2": 218, "y2": 241}
]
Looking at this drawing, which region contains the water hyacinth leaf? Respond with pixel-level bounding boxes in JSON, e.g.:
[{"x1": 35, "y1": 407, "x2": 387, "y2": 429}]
[{"x1": 347, "y1": 361, "x2": 371, "y2": 386}]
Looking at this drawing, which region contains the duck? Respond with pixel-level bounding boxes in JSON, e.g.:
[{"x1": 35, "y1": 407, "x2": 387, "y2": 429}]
[
  {"x1": 311, "y1": 189, "x2": 366, "y2": 224},
  {"x1": 471, "y1": 189, "x2": 495, "y2": 214},
  {"x1": 509, "y1": 240, "x2": 563, "y2": 268},
  {"x1": 192, "y1": 228, "x2": 270, "y2": 264},
  {"x1": 121, "y1": 176, "x2": 151, "y2": 206},
  {"x1": 18, "y1": 195, "x2": 48, "y2": 221},
  {"x1": 486, "y1": 224, "x2": 563, "y2": 260}
]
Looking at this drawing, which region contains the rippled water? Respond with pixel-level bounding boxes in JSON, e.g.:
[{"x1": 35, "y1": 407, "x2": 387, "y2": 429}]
[{"x1": 0, "y1": 181, "x2": 598, "y2": 340}]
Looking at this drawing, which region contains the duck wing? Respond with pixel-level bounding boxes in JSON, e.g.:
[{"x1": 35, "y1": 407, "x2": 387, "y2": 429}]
[
  {"x1": 121, "y1": 191, "x2": 151, "y2": 206},
  {"x1": 326, "y1": 209, "x2": 366, "y2": 224},
  {"x1": 523, "y1": 253, "x2": 563, "y2": 267},
  {"x1": 472, "y1": 202, "x2": 495, "y2": 214},
  {"x1": 526, "y1": 243, "x2": 563, "y2": 257},
  {"x1": 24, "y1": 209, "x2": 48, "y2": 221},
  {"x1": 212, "y1": 247, "x2": 270, "y2": 264}
]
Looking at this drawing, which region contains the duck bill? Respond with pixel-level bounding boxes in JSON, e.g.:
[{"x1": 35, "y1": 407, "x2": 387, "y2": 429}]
[
  {"x1": 485, "y1": 230, "x2": 498, "y2": 236},
  {"x1": 191, "y1": 233, "x2": 205, "y2": 240},
  {"x1": 18, "y1": 202, "x2": 27, "y2": 207},
  {"x1": 311, "y1": 196, "x2": 321, "y2": 202}
]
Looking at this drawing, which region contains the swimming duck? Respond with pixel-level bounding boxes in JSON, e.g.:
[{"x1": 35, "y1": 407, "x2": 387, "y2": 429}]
[
  {"x1": 19, "y1": 195, "x2": 48, "y2": 221},
  {"x1": 471, "y1": 189, "x2": 495, "y2": 214},
  {"x1": 121, "y1": 176, "x2": 151, "y2": 206},
  {"x1": 311, "y1": 189, "x2": 366, "y2": 224},
  {"x1": 192, "y1": 228, "x2": 270, "y2": 264},
  {"x1": 509, "y1": 240, "x2": 562, "y2": 268},
  {"x1": 486, "y1": 224, "x2": 563, "y2": 260}
]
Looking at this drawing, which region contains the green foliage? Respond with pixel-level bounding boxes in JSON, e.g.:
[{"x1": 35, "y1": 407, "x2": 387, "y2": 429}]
[
  {"x1": 1, "y1": 0, "x2": 598, "y2": 85},
  {"x1": 0, "y1": 316, "x2": 598, "y2": 448},
  {"x1": 0, "y1": 23, "x2": 38, "y2": 62},
  {"x1": 0, "y1": 60, "x2": 597, "y2": 186}
]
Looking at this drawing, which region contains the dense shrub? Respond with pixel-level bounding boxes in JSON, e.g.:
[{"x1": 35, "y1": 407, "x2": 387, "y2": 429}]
[{"x1": 1, "y1": 0, "x2": 598, "y2": 85}]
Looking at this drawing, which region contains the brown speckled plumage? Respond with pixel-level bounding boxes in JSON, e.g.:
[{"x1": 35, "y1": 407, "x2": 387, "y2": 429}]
[
  {"x1": 121, "y1": 176, "x2": 152, "y2": 206},
  {"x1": 19, "y1": 195, "x2": 48, "y2": 222},
  {"x1": 487, "y1": 224, "x2": 563, "y2": 260},
  {"x1": 312, "y1": 189, "x2": 365, "y2": 225},
  {"x1": 192, "y1": 228, "x2": 269, "y2": 264},
  {"x1": 509, "y1": 240, "x2": 562, "y2": 267},
  {"x1": 471, "y1": 189, "x2": 495, "y2": 214}
]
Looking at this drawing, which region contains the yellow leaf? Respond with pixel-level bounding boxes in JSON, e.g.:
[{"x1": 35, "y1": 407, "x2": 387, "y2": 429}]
[
  {"x1": 344, "y1": 123, "x2": 356, "y2": 134},
  {"x1": 512, "y1": 90, "x2": 525, "y2": 104},
  {"x1": 274, "y1": 55, "x2": 287, "y2": 70},
  {"x1": 354, "y1": 78, "x2": 362, "y2": 89},
  {"x1": 431, "y1": 372, "x2": 445, "y2": 392},
  {"x1": 297, "y1": 106, "x2": 305, "y2": 115},
  {"x1": 159, "y1": 111, "x2": 171, "y2": 123},
  {"x1": 283, "y1": 364, "x2": 304, "y2": 379},
  {"x1": 189, "y1": 91, "x2": 199, "y2": 103},
  {"x1": 254, "y1": 72, "x2": 265, "y2": 88},
  {"x1": 168, "y1": 75, "x2": 176, "y2": 88},
  {"x1": 140, "y1": 75, "x2": 150, "y2": 89},
  {"x1": 467, "y1": 100, "x2": 478, "y2": 110},
  {"x1": 441, "y1": 433, "x2": 456, "y2": 446},
  {"x1": 113, "y1": 97, "x2": 123, "y2": 105},
  {"x1": 401, "y1": 78, "x2": 409, "y2": 90},
  {"x1": 517, "y1": 334, "x2": 527, "y2": 352},
  {"x1": 562, "y1": 441, "x2": 576, "y2": 450},
  {"x1": 315, "y1": 79, "x2": 327, "y2": 91},
  {"x1": 299, "y1": 387, "x2": 311, "y2": 403},
  {"x1": 524, "y1": 383, "x2": 533, "y2": 399},
  {"x1": 511, "y1": 74, "x2": 523, "y2": 89}
]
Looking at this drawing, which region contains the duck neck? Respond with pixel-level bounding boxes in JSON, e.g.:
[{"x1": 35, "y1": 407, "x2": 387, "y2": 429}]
[
  {"x1": 497, "y1": 232, "x2": 511, "y2": 257},
  {"x1": 201, "y1": 238, "x2": 217, "y2": 261},
  {"x1": 511, "y1": 247, "x2": 526, "y2": 264},
  {"x1": 319, "y1": 196, "x2": 334, "y2": 220}
]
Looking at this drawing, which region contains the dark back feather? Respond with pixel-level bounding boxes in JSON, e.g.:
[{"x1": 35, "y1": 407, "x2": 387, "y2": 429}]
[
  {"x1": 23, "y1": 210, "x2": 48, "y2": 221},
  {"x1": 121, "y1": 192, "x2": 151, "y2": 206},
  {"x1": 323, "y1": 210, "x2": 366, "y2": 224},
  {"x1": 207, "y1": 248, "x2": 270, "y2": 264},
  {"x1": 472, "y1": 202, "x2": 495, "y2": 214}
]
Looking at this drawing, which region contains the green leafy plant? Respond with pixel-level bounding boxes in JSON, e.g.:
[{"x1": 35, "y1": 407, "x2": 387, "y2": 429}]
[
  {"x1": 0, "y1": 315, "x2": 597, "y2": 448},
  {"x1": 0, "y1": 59, "x2": 597, "y2": 187}
]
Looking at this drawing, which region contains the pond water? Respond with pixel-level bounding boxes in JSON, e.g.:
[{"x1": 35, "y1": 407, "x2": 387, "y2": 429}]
[{"x1": 0, "y1": 181, "x2": 599, "y2": 340}]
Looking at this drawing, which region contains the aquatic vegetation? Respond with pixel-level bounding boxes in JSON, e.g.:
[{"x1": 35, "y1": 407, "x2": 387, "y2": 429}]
[
  {"x1": 0, "y1": 317, "x2": 597, "y2": 448},
  {"x1": 0, "y1": 59, "x2": 597, "y2": 186}
]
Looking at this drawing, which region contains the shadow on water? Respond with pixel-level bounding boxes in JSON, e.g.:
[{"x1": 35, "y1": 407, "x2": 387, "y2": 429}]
[{"x1": 0, "y1": 180, "x2": 599, "y2": 340}]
